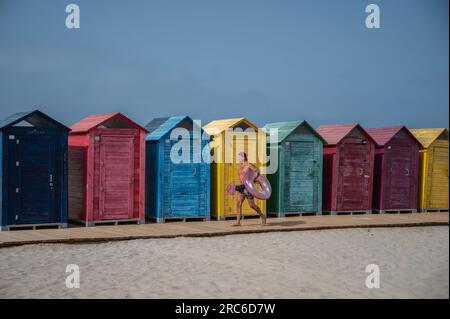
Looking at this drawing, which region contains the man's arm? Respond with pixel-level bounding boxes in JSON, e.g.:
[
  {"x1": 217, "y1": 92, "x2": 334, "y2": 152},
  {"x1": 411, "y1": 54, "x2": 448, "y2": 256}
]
[{"x1": 249, "y1": 163, "x2": 260, "y2": 177}]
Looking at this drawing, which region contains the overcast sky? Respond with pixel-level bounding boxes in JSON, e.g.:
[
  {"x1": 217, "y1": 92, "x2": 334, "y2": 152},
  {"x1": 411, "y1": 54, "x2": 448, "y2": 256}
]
[{"x1": 0, "y1": 0, "x2": 448, "y2": 129}]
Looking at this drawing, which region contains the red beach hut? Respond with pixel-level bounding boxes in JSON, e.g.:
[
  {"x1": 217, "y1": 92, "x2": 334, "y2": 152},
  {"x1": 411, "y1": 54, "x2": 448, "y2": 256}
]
[
  {"x1": 317, "y1": 124, "x2": 376, "y2": 215},
  {"x1": 366, "y1": 126, "x2": 421, "y2": 213},
  {"x1": 68, "y1": 113, "x2": 148, "y2": 226}
]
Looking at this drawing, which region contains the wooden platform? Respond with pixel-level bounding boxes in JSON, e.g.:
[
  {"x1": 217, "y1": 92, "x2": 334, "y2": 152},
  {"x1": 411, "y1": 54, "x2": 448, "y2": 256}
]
[
  {"x1": 69, "y1": 219, "x2": 145, "y2": 227},
  {"x1": 419, "y1": 208, "x2": 449, "y2": 213},
  {"x1": 1, "y1": 223, "x2": 67, "y2": 231},
  {"x1": 268, "y1": 212, "x2": 320, "y2": 217},
  {"x1": 323, "y1": 210, "x2": 373, "y2": 216},
  {"x1": 214, "y1": 214, "x2": 262, "y2": 221},
  {"x1": 0, "y1": 213, "x2": 447, "y2": 248},
  {"x1": 374, "y1": 209, "x2": 417, "y2": 214},
  {"x1": 147, "y1": 216, "x2": 210, "y2": 223}
]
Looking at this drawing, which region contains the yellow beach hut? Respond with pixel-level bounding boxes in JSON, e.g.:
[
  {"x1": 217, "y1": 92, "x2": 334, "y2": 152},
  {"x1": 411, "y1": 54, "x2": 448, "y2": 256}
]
[
  {"x1": 410, "y1": 128, "x2": 449, "y2": 212},
  {"x1": 204, "y1": 118, "x2": 267, "y2": 220}
]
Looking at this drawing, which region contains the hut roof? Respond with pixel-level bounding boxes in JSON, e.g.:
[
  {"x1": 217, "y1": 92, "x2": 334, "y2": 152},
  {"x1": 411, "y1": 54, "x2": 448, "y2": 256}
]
[
  {"x1": 203, "y1": 118, "x2": 258, "y2": 136},
  {"x1": 316, "y1": 124, "x2": 376, "y2": 145},
  {"x1": 145, "y1": 115, "x2": 205, "y2": 141},
  {"x1": 263, "y1": 120, "x2": 325, "y2": 144},
  {"x1": 0, "y1": 110, "x2": 70, "y2": 131},
  {"x1": 366, "y1": 126, "x2": 422, "y2": 147},
  {"x1": 70, "y1": 112, "x2": 147, "y2": 134},
  {"x1": 410, "y1": 128, "x2": 449, "y2": 148}
]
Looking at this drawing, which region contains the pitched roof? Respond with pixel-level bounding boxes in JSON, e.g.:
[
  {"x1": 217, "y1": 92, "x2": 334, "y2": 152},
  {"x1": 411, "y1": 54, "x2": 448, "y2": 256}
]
[
  {"x1": 0, "y1": 110, "x2": 70, "y2": 131},
  {"x1": 203, "y1": 118, "x2": 258, "y2": 136},
  {"x1": 366, "y1": 126, "x2": 422, "y2": 147},
  {"x1": 263, "y1": 120, "x2": 325, "y2": 144},
  {"x1": 410, "y1": 128, "x2": 449, "y2": 148},
  {"x1": 316, "y1": 123, "x2": 375, "y2": 145},
  {"x1": 145, "y1": 115, "x2": 205, "y2": 141},
  {"x1": 145, "y1": 117, "x2": 173, "y2": 136},
  {"x1": 70, "y1": 112, "x2": 147, "y2": 133}
]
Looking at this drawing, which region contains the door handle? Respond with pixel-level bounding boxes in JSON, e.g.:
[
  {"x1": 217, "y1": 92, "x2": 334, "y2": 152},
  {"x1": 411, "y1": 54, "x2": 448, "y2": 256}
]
[
  {"x1": 359, "y1": 168, "x2": 364, "y2": 176},
  {"x1": 405, "y1": 168, "x2": 410, "y2": 176}
]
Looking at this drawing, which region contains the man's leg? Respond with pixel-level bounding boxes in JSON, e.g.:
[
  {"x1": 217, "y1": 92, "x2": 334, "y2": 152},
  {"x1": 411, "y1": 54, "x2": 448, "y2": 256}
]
[
  {"x1": 233, "y1": 194, "x2": 245, "y2": 226},
  {"x1": 248, "y1": 198, "x2": 266, "y2": 225}
]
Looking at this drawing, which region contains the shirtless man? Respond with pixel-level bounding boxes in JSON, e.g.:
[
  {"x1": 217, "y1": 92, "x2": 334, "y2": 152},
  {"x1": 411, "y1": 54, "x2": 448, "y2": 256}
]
[{"x1": 233, "y1": 152, "x2": 267, "y2": 226}]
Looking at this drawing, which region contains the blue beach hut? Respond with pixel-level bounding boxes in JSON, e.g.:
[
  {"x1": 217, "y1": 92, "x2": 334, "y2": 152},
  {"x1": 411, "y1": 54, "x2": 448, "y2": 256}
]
[
  {"x1": 145, "y1": 116, "x2": 210, "y2": 223},
  {"x1": 0, "y1": 110, "x2": 69, "y2": 230}
]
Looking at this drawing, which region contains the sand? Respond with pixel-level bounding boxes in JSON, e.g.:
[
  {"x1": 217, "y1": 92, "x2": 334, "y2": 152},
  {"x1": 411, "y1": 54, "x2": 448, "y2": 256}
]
[{"x1": 0, "y1": 226, "x2": 448, "y2": 299}]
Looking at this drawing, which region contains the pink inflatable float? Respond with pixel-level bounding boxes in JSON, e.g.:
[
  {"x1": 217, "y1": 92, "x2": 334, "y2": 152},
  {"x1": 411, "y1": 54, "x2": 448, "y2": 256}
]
[{"x1": 227, "y1": 169, "x2": 272, "y2": 200}]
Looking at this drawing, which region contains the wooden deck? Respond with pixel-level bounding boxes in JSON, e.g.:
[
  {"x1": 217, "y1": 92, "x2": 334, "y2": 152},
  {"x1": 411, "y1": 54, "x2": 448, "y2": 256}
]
[{"x1": 0, "y1": 213, "x2": 448, "y2": 248}]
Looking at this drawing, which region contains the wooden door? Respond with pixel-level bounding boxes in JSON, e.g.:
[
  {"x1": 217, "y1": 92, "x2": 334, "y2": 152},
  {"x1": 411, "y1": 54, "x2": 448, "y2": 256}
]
[
  {"x1": 166, "y1": 139, "x2": 201, "y2": 216},
  {"x1": 224, "y1": 162, "x2": 244, "y2": 215},
  {"x1": 99, "y1": 135, "x2": 134, "y2": 220},
  {"x1": 385, "y1": 145, "x2": 413, "y2": 209},
  {"x1": 337, "y1": 142, "x2": 371, "y2": 211},
  {"x1": 223, "y1": 137, "x2": 264, "y2": 216},
  {"x1": 283, "y1": 141, "x2": 316, "y2": 212},
  {"x1": 8, "y1": 132, "x2": 57, "y2": 224},
  {"x1": 168, "y1": 162, "x2": 201, "y2": 216},
  {"x1": 429, "y1": 147, "x2": 449, "y2": 209}
]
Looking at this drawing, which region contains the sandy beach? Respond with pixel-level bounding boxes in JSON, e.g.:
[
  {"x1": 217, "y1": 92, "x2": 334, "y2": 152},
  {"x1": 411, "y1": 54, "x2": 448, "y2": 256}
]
[{"x1": 0, "y1": 226, "x2": 448, "y2": 299}]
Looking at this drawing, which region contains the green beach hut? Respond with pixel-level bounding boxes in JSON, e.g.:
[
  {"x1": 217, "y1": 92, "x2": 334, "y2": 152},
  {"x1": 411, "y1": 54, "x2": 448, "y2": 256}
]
[{"x1": 264, "y1": 121, "x2": 325, "y2": 216}]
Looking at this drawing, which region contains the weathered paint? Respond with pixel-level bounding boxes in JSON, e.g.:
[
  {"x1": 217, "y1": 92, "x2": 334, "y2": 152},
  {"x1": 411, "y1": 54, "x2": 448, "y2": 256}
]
[
  {"x1": 317, "y1": 124, "x2": 376, "y2": 213},
  {"x1": 264, "y1": 121, "x2": 324, "y2": 215},
  {"x1": 0, "y1": 110, "x2": 69, "y2": 229},
  {"x1": 145, "y1": 116, "x2": 210, "y2": 222},
  {"x1": 367, "y1": 126, "x2": 421, "y2": 211},
  {"x1": 410, "y1": 128, "x2": 449, "y2": 211},
  {"x1": 204, "y1": 118, "x2": 266, "y2": 219},
  {"x1": 68, "y1": 113, "x2": 148, "y2": 224}
]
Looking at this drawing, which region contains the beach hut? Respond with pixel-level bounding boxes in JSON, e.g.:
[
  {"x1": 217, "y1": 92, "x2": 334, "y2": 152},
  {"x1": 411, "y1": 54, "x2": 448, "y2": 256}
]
[
  {"x1": 204, "y1": 118, "x2": 266, "y2": 220},
  {"x1": 366, "y1": 126, "x2": 421, "y2": 213},
  {"x1": 68, "y1": 113, "x2": 147, "y2": 226},
  {"x1": 410, "y1": 128, "x2": 449, "y2": 212},
  {"x1": 0, "y1": 110, "x2": 69, "y2": 230},
  {"x1": 263, "y1": 121, "x2": 325, "y2": 216},
  {"x1": 317, "y1": 124, "x2": 376, "y2": 215},
  {"x1": 145, "y1": 116, "x2": 210, "y2": 223}
]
